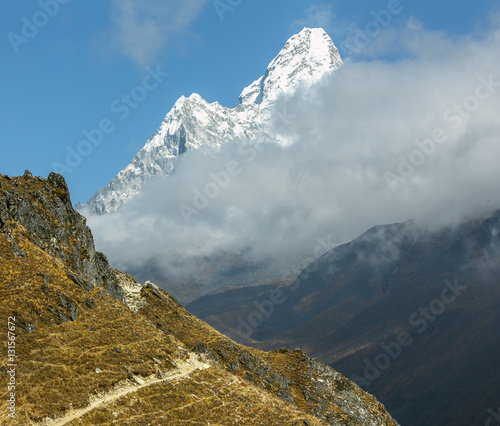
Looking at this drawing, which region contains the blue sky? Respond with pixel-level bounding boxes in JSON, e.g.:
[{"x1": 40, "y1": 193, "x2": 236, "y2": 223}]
[{"x1": 1, "y1": 0, "x2": 498, "y2": 204}]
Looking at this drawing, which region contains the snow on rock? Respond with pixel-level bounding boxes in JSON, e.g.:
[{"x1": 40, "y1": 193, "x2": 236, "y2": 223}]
[
  {"x1": 79, "y1": 28, "x2": 342, "y2": 215},
  {"x1": 239, "y1": 27, "x2": 342, "y2": 106}
]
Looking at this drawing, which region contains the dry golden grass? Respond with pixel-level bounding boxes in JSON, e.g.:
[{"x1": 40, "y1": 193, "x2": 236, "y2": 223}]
[
  {"x1": 0, "y1": 225, "x2": 327, "y2": 425},
  {"x1": 0, "y1": 174, "x2": 398, "y2": 425},
  {"x1": 0, "y1": 221, "x2": 175, "y2": 424},
  {"x1": 66, "y1": 368, "x2": 328, "y2": 426}
]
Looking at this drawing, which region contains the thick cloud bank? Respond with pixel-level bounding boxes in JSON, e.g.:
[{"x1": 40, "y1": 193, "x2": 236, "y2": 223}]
[{"x1": 87, "y1": 22, "x2": 500, "y2": 283}]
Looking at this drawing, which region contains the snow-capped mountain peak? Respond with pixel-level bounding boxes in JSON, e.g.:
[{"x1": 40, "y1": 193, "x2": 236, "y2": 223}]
[
  {"x1": 79, "y1": 28, "x2": 342, "y2": 215},
  {"x1": 238, "y1": 27, "x2": 342, "y2": 106}
]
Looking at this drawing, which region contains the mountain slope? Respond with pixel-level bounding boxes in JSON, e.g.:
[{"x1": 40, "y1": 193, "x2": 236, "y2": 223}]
[
  {"x1": 188, "y1": 213, "x2": 500, "y2": 426},
  {"x1": 239, "y1": 27, "x2": 342, "y2": 105},
  {"x1": 79, "y1": 27, "x2": 342, "y2": 215},
  {"x1": 0, "y1": 171, "x2": 398, "y2": 425}
]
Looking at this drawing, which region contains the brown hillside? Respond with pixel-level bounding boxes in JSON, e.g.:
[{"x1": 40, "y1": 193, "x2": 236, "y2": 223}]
[{"x1": 0, "y1": 171, "x2": 399, "y2": 425}]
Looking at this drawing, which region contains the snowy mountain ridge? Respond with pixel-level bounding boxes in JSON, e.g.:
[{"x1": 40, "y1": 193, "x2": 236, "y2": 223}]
[
  {"x1": 239, "y1": 27, "x2": 342, "y2": 105},
  {"x1": 79, "y1": 27, "x2": 342, "y2": 214}
]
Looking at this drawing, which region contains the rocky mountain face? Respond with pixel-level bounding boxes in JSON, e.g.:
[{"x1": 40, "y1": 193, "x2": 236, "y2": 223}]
[
  {"x1": 238, "y1": 27, "x2": 342, "y2": 106},
  {"x1": 0, "y1": 170, "x2": 123, "y2": 303},
  {"x1": 0, "y1": 171, "x2": 399, "y2": 425},
  {"x1": 78, "y1": 27, "x2": 342, "y2": 215},
  {"x1": 188, "y1": 212, "x2": 500, "y2": 426}
]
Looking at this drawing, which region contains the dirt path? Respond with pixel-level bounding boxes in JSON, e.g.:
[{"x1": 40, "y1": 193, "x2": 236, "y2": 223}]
[{"x1": 42, "y1": 353, "x2": 210, "y2": 426}]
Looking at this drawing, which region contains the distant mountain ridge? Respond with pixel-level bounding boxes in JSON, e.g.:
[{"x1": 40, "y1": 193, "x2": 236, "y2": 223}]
[
  {"x1": 78, "y1": 27, "x2": 342, "y2": 214},
  {"x1": 187, "y1": 211, "x2": 500, "y2": 426}
]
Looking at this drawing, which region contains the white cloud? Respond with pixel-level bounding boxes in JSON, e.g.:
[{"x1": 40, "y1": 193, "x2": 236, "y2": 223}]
[
  {"x1": 292, "y1": 3, "x2": 336, "y2": 31},
  {"x1": 87, "y1": 22, "x2": 500, "y2": 290},
  {"x1": 106, "y1": 0, "x2": 209, "y2": 66}
]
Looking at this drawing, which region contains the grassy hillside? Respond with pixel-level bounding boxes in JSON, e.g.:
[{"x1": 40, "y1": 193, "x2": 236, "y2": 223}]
[{"x1": 0, "y1": 172, "x2": 399, "y2": 425}]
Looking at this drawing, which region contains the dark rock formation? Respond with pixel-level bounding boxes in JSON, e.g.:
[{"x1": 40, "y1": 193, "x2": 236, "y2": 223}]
[{"x1": 0, "y1": 171, "x2": 124, "y2": 302}]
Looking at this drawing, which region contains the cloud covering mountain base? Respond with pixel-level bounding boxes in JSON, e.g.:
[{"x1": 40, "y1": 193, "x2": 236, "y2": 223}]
[{"x1": 85, "y1": 22, "x2": 500, "y2": 291}]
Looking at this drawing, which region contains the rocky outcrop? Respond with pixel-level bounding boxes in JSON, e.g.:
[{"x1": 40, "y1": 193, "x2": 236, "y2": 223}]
[
  {"x1": 193, "y1": 337, "x2": 399, "y2": 425},
  {"x1": 193, "y1": 339, "x2": 295, "y2": 404},
  {"x1": 140, "y1": 283, "x2": 400, "y2": 425},
  {"x1": 115, "y1": 270, "x2": 147, "y2": 312},
  {"x1": 276, "y1": 349, "x2": 396, "y2": 426},
  {"x1": 0, "y1": 171, "x2": 124, "y2": 302}
]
